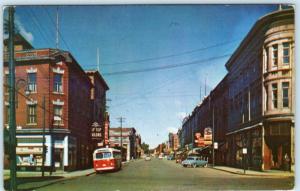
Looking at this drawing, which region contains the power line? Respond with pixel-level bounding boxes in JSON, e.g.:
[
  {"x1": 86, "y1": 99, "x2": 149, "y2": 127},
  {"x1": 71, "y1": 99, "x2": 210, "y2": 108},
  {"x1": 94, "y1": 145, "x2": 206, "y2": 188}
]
[
  {"x1": 103, "y1": 53, "x2": 231, "y2": 76},
  {"x1": 101, "y1": 39, "x2": 240, "y2": 66}
]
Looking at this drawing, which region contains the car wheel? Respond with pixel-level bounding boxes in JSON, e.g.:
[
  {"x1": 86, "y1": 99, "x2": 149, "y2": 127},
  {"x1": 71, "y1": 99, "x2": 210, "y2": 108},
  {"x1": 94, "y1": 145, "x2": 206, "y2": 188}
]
[{"x1": 193, "y1": 164, "x2": 197, "y2": 168}]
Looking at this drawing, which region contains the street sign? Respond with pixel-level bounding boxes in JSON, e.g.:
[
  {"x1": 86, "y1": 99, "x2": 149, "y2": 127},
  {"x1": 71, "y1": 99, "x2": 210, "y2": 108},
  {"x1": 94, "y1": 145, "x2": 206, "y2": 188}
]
[{"x1": 243, "y1": 148, "x2": 247, "y2": 154}]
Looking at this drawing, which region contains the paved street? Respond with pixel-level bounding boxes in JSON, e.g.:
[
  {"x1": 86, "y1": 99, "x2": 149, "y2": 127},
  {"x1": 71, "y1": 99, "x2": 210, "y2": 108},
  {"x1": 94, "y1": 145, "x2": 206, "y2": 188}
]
[{"x1": 15, "y1": 158, "x2": 294, "y2": 191}]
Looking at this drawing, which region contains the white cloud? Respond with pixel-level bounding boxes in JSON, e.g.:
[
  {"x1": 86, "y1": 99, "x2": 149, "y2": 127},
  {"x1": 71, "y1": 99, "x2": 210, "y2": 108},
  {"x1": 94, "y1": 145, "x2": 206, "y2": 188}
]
[{"x1": 15, "y1": 17, "x2": 34, "y2": 43}]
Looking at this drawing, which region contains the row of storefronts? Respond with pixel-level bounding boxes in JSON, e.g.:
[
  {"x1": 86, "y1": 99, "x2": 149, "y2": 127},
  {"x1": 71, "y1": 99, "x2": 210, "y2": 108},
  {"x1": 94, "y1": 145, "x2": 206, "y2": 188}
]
[{"x1": 177, "y1": 8, "x2": 294, "y2": 171}]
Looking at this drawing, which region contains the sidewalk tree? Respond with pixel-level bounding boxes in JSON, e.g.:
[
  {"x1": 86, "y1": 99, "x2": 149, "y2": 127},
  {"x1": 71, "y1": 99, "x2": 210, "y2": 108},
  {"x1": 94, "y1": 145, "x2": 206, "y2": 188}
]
[{"x1": 141, "y1": 142, "x2": 149, "y2": 154}]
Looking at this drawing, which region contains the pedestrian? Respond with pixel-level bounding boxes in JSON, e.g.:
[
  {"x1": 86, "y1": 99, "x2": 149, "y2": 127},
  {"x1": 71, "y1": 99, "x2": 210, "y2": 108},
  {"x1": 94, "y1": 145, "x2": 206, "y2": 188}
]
[{"x1": 283, "y1": 153, "x2": 290, "y2": 171}]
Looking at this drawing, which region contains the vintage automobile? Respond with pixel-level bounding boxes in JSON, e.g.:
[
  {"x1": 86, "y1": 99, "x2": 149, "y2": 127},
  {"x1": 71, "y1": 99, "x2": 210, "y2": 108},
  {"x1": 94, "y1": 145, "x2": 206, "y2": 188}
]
[
  {"x1": 145, "y1": 156, "x2": 151, "y2": 161},
  {"x1": 181, "y1": 156, "x2": 208, "y2": 168}
]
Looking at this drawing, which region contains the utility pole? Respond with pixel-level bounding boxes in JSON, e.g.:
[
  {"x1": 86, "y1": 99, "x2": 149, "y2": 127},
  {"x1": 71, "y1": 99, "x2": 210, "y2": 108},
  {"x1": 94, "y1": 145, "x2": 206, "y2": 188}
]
[
  {"x1": 97, "y1": 48, "x2": 100, "y2": 72},
  {"x1": 204, "y1": 74, "x2": 207, "y2": 97},
  {"x1": 8, "y1": 6, "x2": 17, "y2": 191},
  {"x1": 42, "y1": 95, "x2": 46, "y2": 177},
  {"x1": 56, "y1": 6, "x2": 59, "y2": 49},
  {"x1": 117, "y1": 117, "x2": 125, "y2": 161},
  {"x1": 212, "y1": 106, "x2": 215, "y2": 168}
]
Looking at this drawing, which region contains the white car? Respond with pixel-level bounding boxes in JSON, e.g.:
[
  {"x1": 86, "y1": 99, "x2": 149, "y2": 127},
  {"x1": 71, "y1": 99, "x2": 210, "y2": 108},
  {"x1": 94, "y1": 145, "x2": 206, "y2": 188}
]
[
  {"x1": 158, "y1": 155, "x2": 163, "y2": 160},
  {"x1": 145, "y1": 156, "x2": 151, "y2": 161}
]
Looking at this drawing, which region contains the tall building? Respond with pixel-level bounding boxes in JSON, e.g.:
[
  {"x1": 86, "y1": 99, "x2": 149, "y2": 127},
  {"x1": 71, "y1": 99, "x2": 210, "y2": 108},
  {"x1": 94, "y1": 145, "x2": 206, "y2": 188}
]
[
  {"x1": 179, "y1": 8, "x2": 294, "y2": 171},
  {"x1": 225, "y1": 8, "x2": 294, "y2": 171},
  {"x1": 86, "y1": 70, "x2": 109, "y2": 149},
  {"x1": 3, "y1": 34, "x2": 109, "y2": 171}
]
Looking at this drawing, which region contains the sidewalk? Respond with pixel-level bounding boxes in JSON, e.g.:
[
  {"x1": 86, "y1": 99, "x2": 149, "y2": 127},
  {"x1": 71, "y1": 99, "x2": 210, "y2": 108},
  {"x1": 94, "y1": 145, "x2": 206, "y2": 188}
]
[
  {"x1": 3, "y1": 168, "x2": 95, "y2": 180},
  {"x1": 212, "y1": 166, "x2": 294, "y2": 177}
]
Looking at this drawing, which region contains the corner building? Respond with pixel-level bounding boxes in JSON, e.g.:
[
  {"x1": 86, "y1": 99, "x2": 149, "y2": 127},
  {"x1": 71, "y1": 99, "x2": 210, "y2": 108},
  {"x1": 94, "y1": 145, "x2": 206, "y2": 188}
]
[
  {"x1": 3, "y1": 35, "x2": 96, "y2": 171},
  {"x1": 225, "y1": 9, "x2": 294, "y2": 171}
]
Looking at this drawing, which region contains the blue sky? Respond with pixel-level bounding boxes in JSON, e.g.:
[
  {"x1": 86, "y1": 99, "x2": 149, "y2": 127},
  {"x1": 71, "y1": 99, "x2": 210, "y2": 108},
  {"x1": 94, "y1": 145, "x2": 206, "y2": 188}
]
[{"x1": 9, "y1": 5, "x2": 277, "y2": 148}]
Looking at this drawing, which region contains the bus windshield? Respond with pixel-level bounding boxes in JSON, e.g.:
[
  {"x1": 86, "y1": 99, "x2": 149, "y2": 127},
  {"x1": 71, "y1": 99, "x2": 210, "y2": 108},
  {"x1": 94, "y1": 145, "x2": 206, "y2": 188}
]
[{"x1": 95, "y1": 152, "x2": 112, "y2": 159}]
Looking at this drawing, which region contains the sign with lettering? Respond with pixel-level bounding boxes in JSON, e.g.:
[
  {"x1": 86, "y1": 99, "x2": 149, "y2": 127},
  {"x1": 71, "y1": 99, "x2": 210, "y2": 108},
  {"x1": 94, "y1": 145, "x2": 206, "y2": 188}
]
[
  {"x1": 91, "y1": 122, "x2": 102, "y2": 140},
  {"x1": 204, "y1": 127, "x2": 212, "y2": 144}
]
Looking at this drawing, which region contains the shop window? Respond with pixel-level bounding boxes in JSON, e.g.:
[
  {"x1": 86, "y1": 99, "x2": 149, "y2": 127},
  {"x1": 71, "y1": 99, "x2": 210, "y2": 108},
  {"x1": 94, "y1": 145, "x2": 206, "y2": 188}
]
[
  {"x1": 282, "y1": 82, "x2": 289, "y2": 108},
  {"x1": 272, "y1": 44, "x2": 278, "y2": 67},
  {"x1": 272, "y1": 83, "x2": 278, "y2": 109},
  {"x1": 282, "y1": 42, "x2": 290, "y2": 65},
  {"x1": 27, "y1": 73, "x2": 37, "y2": 92},
  {"x1": 27, "y1": 105, "x2": 37, "y2": 124}
]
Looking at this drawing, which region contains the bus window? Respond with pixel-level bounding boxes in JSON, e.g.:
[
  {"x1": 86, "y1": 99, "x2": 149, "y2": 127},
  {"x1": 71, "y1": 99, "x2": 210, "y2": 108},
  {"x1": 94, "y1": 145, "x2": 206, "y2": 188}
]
[{"x1": 95, "y1": 152, "x2": 111, "y2": 159}]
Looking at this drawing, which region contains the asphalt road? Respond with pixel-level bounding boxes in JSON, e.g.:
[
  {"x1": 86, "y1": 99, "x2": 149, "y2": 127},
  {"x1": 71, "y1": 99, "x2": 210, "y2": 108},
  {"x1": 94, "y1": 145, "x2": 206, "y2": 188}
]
[{"x1": 17, "y1": 158, "x2": 294, "y2": 191}]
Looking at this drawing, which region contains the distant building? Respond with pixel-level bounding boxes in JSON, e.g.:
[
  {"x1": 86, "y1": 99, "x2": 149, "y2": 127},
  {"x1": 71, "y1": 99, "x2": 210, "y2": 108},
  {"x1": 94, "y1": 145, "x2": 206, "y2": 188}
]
[{"x1": 109, "y1": 127, "x2": 137, "y2": 161}]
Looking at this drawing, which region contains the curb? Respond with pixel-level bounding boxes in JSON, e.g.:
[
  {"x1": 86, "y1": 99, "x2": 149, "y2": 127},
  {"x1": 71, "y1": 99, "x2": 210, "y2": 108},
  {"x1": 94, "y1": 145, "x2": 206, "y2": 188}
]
[{"x1": 211, "y1": 167, "x2": 294, "y2": 177}]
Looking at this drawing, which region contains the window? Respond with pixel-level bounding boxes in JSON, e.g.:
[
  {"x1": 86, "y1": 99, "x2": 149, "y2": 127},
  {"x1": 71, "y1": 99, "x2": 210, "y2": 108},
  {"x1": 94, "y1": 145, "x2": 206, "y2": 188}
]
[
  {"x1": 27, "y1": 73, "x2": 37, "y2": 92},
  {"x1": 53, "y1": 74, "x2": 63, "y2": 93},
  {"x1": 272, "y1": 84, "x2": 278, "y2": 109},
  {"x1": 282, "y1": 82, "x2": 289, "y2": 108},
  {"x1": 283, "y1": 42, "x2": 290, "y2": 64},
  {"x1": 53, "y1": 105, "x2": 63, "y2": 125},
  {"x1": 272, "y1": 44, "x2": 278, "y2": 67},
  {"x1": 27, "y1": 105, "x2": 37, "y2": 124}
]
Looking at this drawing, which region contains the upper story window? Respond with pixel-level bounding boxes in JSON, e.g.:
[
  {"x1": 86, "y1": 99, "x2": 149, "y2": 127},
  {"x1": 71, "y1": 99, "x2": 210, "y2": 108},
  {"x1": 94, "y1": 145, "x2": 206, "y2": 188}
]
[
  {"x1": 27, "y1": 105, "x2": 37, "y2": 124},
  {"x1": 5, "y1": 105, "x2": 9, "y2": 124},
  {"x1": 282, "y1": 42, "x2": 290, "y2": 65},
  {"x1": 53, "y1": 105, "x2": 63, "y2": 125},
  {"x1": 53, "y1": 74, "x2": 63, "y2": 93},
  {"x1": 272, "y1": 83, "x2": 278, "y2": 109},
  {"x1": 282, "y1": 82, "x2": 289, "y2": 108},
  {"x1": 5, "y1": 74, "x2": 9, "y2": 93},
  {"x1": 272, "y1": 44, "x2": 278, "y2": 67},
  {"x1": 27, "y1": 73, "x2": 37, "y2": 92}
]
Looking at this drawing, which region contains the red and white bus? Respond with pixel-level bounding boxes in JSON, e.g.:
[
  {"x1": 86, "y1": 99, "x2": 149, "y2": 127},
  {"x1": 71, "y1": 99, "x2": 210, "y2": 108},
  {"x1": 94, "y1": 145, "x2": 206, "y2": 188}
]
[{"x1": 93, "y1": 148, "x2": 122, "y2": 172}]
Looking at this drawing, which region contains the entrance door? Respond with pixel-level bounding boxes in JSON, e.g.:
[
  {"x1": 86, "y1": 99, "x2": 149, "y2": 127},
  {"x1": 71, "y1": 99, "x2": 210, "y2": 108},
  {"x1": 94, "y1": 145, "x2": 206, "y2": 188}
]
[{"x1": 54, "y1": 148, "x2": 64, "y2": 170}]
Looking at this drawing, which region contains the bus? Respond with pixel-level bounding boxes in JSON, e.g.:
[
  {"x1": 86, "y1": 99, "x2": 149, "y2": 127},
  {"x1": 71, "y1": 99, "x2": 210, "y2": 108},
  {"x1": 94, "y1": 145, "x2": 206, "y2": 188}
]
[{"x1": 93, "y1": 148, "x2": 122, "y2": 173}]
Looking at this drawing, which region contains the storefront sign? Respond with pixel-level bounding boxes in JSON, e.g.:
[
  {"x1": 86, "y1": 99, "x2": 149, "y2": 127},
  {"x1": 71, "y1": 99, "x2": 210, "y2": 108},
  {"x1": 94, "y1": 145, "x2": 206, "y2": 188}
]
[
  {"x1": 16, "y1": 146, "x2": 43, "y2": 154},
  {"x1": 91, "y1": 122, "x2": 102, "y2": 140},
  {"x1": 204, "y1": 127, "x2": 212, "y2": 141}
]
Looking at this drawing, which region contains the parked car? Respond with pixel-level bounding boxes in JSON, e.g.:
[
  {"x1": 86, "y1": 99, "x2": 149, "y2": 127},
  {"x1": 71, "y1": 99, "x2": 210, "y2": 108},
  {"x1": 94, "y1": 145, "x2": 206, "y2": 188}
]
[
  {"x1": 182, "y1": 156, "x2": 208, "y2": 168},
  {"x1": 158, "y1": 155, "x2": 164, "y2": 160},
  {"x1": 145, "y1": 156, "x2": 151, "y2": 161},
  {"x1": 167, "y1": 155, "x2": 175, "y2": 160}
]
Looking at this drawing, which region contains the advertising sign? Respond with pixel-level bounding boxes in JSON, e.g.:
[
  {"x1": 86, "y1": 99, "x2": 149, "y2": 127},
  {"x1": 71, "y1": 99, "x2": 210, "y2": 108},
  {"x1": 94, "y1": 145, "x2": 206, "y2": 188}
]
[
  {"x1": 91, "y1": 122, "x2": 102, "y2": 140},
  {"x1": 204, "y1": 127, "x2": 212, "y2": 145}
]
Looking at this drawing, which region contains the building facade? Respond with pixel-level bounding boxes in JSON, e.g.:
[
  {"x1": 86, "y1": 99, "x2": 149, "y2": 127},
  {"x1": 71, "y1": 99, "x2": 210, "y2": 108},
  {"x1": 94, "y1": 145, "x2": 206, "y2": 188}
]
[
  {"x1": 86, "y1": 70, "x2": 109, "y2": 150},
  {"x1": 179, "y1": 8, "x2": 294, "y2": 171},
  {"x1": 225, "y1": 8, "x2": 294, "y2": 171},
  {"x1": 109, "y1": 127, "x2": 137, "y2": 161},
  {"x1": 3, "y1": 34, "x2": 109, "y2": 171}
]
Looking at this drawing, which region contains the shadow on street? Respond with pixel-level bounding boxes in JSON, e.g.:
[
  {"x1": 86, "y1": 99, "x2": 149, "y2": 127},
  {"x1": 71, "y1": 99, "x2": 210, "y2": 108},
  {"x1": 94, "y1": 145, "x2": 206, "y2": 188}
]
[{"x1": 4, "y1": 176, "x2": 64, "y2": 191}]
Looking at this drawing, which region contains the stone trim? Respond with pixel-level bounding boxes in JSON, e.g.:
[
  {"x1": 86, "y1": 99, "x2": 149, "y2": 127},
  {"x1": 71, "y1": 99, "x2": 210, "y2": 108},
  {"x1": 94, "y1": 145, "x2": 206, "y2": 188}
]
[
  {"x1": 52, "y1": 99, "x2": 64, "y2": 105},
  {"x1": 52, "y1": 67, "x2": 64, "y2": 74},
  {"x1": 26, "y1": 67, "x2": 37, "y2": 73},
  {"x1": 26, "y1": 100, "x2": 38, "y2": 105}
]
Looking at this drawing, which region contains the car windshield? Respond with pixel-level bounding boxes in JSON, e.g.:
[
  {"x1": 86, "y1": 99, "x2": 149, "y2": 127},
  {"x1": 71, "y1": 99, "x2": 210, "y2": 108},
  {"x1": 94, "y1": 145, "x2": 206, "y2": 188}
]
[{"x1": 187, "y1": 157, "x2": 195, "y2": 160}]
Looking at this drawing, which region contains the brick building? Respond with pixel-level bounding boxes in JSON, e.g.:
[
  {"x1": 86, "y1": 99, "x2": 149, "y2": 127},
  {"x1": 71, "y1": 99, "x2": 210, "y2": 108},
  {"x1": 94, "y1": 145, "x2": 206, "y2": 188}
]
[
  {"x1": 179, "y1": 8, "x2": 294, "y2": 171},
  {"x1": 3, "y1": 34, "x2": 108, "y2": 171},
  {"x1": 225, "y1": 8, "x2": 294, "y2": 171},
  {"x1": 86, "y1": 70, "x2": 109, "y2": 150}
]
